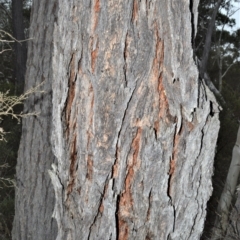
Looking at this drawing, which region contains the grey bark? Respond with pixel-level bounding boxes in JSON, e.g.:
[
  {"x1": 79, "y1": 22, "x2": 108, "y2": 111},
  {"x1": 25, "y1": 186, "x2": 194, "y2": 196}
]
[
  {"x1": 13, "y1": 0, "x2": 220, "y2": 240},
  {"x1": 12, "y1": 1, "x2": 58, "y2": 239},
  {"x1": 12, "y1": 0, "x2": 27, "y2": 93}
]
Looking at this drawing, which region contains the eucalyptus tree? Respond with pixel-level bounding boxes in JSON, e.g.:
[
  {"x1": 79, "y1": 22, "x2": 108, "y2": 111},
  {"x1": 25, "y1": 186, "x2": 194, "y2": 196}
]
[{"x1": 12, "y1": 0, "x2": 220, "y2": 239}]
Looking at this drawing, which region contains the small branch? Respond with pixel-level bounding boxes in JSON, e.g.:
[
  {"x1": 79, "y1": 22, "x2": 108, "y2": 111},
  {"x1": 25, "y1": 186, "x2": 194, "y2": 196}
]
[
  {"x1": 222, "y1": 62, "x2": 236, "y2": 78},
  {"x1": 0, "y1": 29, "x2": 33, "y2": 44},
  {"x1": 0, "y1": 48, "x2": 12, "y2": 54},
  {"x1": 0, "y1": 177, "x2": 15, "y2": 188},
  {"x1": 0, "y1": 82, "x2": 45, "y2": 141}
]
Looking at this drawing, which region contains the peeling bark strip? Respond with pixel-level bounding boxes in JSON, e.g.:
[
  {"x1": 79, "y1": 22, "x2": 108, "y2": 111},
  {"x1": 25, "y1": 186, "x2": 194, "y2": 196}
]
[
  {"x1": 65, "y1": 53, "x2": 77, "y2": 136},
  {"x1": 64, "y1": 52, "x2": 79, "y2": 200},
  {"x1": 168, "y1": 125, "x2": 182, "y2": 200},
  {"x1": 13, "y1": 0, "x2": 220, "y2": 239},
  {"x1": 92, "y1": 0, "x2": 100, "y2": 31},
  {"x1": 131, "y1": 0, "x2": 138, "y2": 22},
  {"x1": 90, "y1": 38, "x2": 99, "y2": 73},
  {"x1": 67, "y1": 135, "x2": 78, "y2": 197},
  {"x1": 117, "y1": 128, "x2": 142, "y2": 238}
]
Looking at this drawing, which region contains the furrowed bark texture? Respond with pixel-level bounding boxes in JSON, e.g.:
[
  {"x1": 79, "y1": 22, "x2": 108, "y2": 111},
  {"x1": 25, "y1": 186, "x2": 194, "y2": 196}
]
[
  {"x1": 13, "y1": 0, "x2": 220, "y2": 239},
  {"x1": 12, "y1": 1, "x2": 58, "y2": 239}
]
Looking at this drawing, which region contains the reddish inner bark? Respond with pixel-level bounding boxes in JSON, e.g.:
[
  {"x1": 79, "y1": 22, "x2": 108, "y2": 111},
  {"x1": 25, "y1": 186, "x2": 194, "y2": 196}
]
[
  {"x1": 93, "y1": 0, "x2": 100, "y2": 31},
  {"x1": 118, "y1": 128, "x2": 142, "y2": 239},
  {"x1": 132, "y1": 0, "x2": 138, "y2": 22}
]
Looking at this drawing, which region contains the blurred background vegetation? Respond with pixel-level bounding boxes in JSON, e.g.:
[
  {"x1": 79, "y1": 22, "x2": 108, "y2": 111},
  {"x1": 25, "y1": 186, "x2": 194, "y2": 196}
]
[
  {"x1": 0, "y1": 0, "x2": 30, "y2": 239},
  {"x1": 0, "y1": 0, "x2": 239, "y2": 239},
  {"x1": 196, "y1": 0, "x2": 240, "y2": 238}
]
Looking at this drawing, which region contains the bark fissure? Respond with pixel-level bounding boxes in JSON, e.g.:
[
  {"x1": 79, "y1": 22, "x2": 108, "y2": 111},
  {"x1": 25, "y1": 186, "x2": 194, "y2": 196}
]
[
  {"x1": 64, "y1": 52, "x2": 77, "y2": 137},
  {"x1": 88, "y1": 178, "x2": 109, "y2": 239},
  {"x1": 112, "y1": 84, "x2": 138, "y2": 185},
  {"x1": 115, "y1": 194, "x2": 121, "y2": 239},
  {"x1": 123, "y1": 32, "x2": 129, "y2": 87},
  {"x1": 173, "y1": 205, "x2": 176, "y2": 232},
  {"x1": 146, "y1": 189, "x2": 152, "y2": 221},
  {"x1": 67, "y1": 134, "x2": 78, "y2": 200},
  {"x1": 13, "y1": 1, "x2": 221, "y2": 239},
  {"x1": 167, "y1": 122, "x2": 181, "y2": 202},
  {"x1": 189, "y1": 0, "x2": 195, "y2": 47},
  {"x1": 117, "y1": 127, "x2": 142, "y2": 239},
  {"x1": 63, "y1": 51, "x2": 79, "y2": 203},
  {"x1": 152, "y1": 33, "x2": 165, "y2": 137}
]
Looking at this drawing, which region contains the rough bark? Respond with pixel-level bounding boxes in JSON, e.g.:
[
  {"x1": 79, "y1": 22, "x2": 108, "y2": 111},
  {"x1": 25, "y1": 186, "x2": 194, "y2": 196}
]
[
  {"x1": 13, "y1": 0, "x2": 220, "y2": 239},
  {"x1": 12, "y1": 0, "x2": 27, "y2": 93},
  {"x1": 12, "y1": 1, "x2": 58, "y2": 239}
]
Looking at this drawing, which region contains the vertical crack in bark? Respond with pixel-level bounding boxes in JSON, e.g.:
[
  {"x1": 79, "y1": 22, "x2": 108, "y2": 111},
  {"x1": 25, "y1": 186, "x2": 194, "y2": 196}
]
[
  {"x1": 157, "y1": 75, "x2": 174, "y2": 126},
  {"x1": 167, "y1": 159, "x2": 175, "y2": 203},
  {"x1": 67, "y1": 134, "x2": 77, "y2": 200},
  {"x1": 167, "y1": 125, "x2": 181, "y2": 202},
  {"x1": 173, "y1": 205, "x2": 176, "y2": 232},
  {"x1": 194, "y1": 117, "x2": 207, "y2": 162},
  {"x1": 88, "y1": 178, "x2": 109, "y2": 240},
  {"x1": 64, "y1": 52, "x2": 78, "y2": 202},
  {"x1": 111, "y1": 84, "x2": 137, "y2": 187},
  {"x1": 151, "y1": 25, "x2": 165, "y2": 135},
  {"x1": 158, "y1": 76, "x2": 167, "y2": 119},
  {"x1": 151, "y1": 22, "x2": 179, "y2": 235},
  {"x1": 115, "y1": 194, "x2": 120, "y2": 239},
  {"x1": 146, "y1": 189, "x2": 152, "y2": 221},
  {"x1": 112, "y1": 146, "x2": 120, "y2": 180},
  {"x1": 78, "y1": 52, "x2": 83, "y2": 75},
  {"x1": 111, "y1": 70, "x2": 140, "y2": 240},
  {"x1": 123, "y1": 32, "x2": 129, "y2": 87},
  {"x1": 65, "y1": 53, "x2": 77, "y2": 136},
  {"x1": 117, "y1": 127, "x2": 142, "y2": 240},
  {"x1": 189, "y1": 0, "x2": 195, "y2": 49}
]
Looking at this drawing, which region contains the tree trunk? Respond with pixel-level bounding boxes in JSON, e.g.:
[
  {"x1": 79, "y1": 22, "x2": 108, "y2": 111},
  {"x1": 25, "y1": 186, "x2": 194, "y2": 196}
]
[
  {"x1": 12, "y1": 1, "x2": 58, "y2": 239},
  {"x1": 200, "y1": 0, "x2": 222, "y2": 79},
  {"x1": 13, "y1": 0, "x2": 220, "y2": 239},
  {"x1": 225, "y1": 189, "x2": 240, "y2": 240},
  {"x1": 211, "y1": 125, "x2": 240, "y2": 239},
  {"x1": 12, "y1": 0, "x2": 27, "y2": 93}
]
